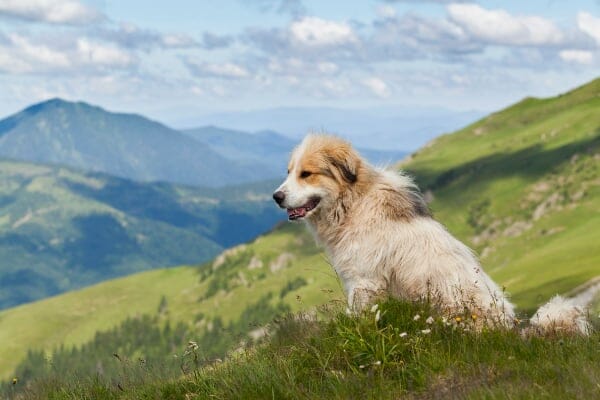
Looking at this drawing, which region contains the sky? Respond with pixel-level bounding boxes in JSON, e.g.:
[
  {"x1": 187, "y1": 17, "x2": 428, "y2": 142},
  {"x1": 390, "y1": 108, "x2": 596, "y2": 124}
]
[{"x1": 0, "y1": 0, "x2": 598, "y2": 127}]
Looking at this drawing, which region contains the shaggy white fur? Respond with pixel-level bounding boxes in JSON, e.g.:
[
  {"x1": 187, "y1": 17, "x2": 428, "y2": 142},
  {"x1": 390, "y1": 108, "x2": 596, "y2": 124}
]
[{"x1": 274, "y1": 134, "x2": 591, "y2": 335}]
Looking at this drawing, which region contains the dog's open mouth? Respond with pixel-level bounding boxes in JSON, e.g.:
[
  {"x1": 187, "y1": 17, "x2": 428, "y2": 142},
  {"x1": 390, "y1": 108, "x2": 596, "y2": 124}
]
[{"x1": 287, "y1": 197, "x2": 320, "y2": 220}]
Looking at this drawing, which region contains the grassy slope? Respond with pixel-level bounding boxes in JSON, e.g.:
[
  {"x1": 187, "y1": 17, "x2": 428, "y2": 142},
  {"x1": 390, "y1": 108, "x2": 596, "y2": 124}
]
[
  {"x1": 404, "y1": 78, "x2": 600, "y2": 310},
  {"x1": 2, "y1": 78, "x2": 599, "y2": 383},
  {"x1": 0, "y1": 224, "x2": 338, "y2": 379},
  {"x1": 18, "y1": 299, "x2": 600, "y2": 399}
]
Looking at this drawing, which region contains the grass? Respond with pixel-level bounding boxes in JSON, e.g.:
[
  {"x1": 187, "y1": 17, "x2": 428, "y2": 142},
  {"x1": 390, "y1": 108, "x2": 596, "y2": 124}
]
[
  {"x1": 404, "y1": 78, "x2": 600, "y2": 312},
  {"x1": 1, "y1": 77, "x2": 599, "y2": 393},
  {"x1": 13, "y1": 298, "x2": 600, "y2": 399},
  {"x1": 0, "y1": 224, "x2": 339, "y2": 380}
]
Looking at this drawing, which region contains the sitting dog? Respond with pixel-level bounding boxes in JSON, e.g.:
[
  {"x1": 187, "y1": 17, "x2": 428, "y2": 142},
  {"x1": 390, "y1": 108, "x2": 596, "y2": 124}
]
[{"x1": 273, "y1": 134, "x2": 590, "y2": 334}]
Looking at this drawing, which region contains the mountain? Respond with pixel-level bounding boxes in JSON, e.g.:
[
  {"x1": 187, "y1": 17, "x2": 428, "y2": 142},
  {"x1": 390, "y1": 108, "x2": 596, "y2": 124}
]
[
  {"x1": 0, "y1": 160, "x2": 282, "y2": 309},
  {"x1": 186, "y1": 106, "x2": 485, "y2": 151},
  {"x1": 0, "y1": 99, "x2": 259, "y2": 187},
  {"x1": 183, "y1": 125, "x2": 408, "y2": 176},
  {"x1": 2, "y1": 77, "x2": 599, "y2": 389}
]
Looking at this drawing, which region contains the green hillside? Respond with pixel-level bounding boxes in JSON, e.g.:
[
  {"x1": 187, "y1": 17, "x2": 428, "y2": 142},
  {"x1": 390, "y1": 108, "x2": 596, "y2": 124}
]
[
  {"x1": 2, "y1": 78, "x2": 599, "y2": 391},
  {"x1": 404, "y1": 77, "x2": 600, "y2": 309},
  {"x1": 0, "y1": 160, "x2": 281, "y2": 308},
  {"x1": 0, "y1": 223, "x2": 338, "y2": 380}
]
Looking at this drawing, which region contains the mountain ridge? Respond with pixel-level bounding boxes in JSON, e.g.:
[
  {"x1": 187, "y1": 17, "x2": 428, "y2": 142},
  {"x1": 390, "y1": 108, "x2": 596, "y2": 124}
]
[
  {"x1": 0, "y1": 158, "x2": 282, "y2": 309},
  {"x1": 0, "y1": 99, "x2": 255, "y2": 187}
]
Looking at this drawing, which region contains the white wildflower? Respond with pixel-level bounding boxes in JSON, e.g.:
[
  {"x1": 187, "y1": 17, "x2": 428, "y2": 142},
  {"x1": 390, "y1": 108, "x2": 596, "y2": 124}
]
[
  {"x1": 413, "y1": 314, "x2": 421, "y2": 321},
  {"x1": 370, "y1": 304, "x2": 379, "y2": 313},
  {"x1": 375, "y1": 310, "x2": 381, "y2": 322},
  {"x1": 399, "y1": 332, "x2": 408, "y2": 338},
  {"x1": 359, "y1": 364, "x2": 366, "y2": 369},
  {"x1": 421, "y1": 328, "x2": 431, "y2": 334},
  {"x1": 426, "y1": 316, "x2": 434, "y2": 324},
  {"x1": 373, "y1": 360, "x2": 381, "y2": 366}
]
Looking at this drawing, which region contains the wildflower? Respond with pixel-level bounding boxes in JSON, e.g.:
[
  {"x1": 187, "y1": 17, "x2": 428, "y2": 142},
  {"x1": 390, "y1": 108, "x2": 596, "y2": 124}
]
[
  {"x1": 370, "y1": 304, "x2": 379, "y2": 313},
  {"x1": 373, "y1": 360, "x2": 382, "y2": 366},
  {"x1": 399, "y1": 332, "x2": 408, "y2": 338},
  {"x1": 471, "y1": 314, "x2": 478, "y2": 321},
  {"x1": 421, "y1": 328, "x2": 431, "y2": 334},
  {"x1": 12, "y1": 377, "x2": 17, "y2": 385},
  {"x1": 359, "y1": 364, "x2": 366, "y2": 369},
  {"x1": 188, "y1": 341, "x2": 199, "y2": 351},
  {"x1": 413, "y1": 314, "x2": 421, "y2": 321},
  {"x1": 375, "y1": 310, "x2": 381, "y2": 322},
  {"x1": 425, "y1": 316, "x2": 434, "y2": 324},
  {"x1": 455, "y1": 316, "x2": 462, "y2": 323}
]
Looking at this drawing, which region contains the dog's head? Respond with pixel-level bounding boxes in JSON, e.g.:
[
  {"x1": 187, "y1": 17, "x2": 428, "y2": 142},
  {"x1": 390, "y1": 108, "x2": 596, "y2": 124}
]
[{"x1": 273, "y1": 134, "x2": 361, "y2": 221}]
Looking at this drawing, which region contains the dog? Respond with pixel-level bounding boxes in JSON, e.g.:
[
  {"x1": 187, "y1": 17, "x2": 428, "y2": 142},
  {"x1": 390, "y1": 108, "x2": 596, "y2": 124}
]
[{"x1": 273, "y1": 134, "x2": 590, "y2": 335}]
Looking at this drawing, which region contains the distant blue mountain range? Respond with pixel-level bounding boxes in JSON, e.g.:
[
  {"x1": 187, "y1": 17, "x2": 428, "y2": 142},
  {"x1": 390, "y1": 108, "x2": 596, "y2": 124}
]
[
  {"x1": 186, "y1": 106, "x2": 485, "y2": 151},
  {"x1": 0, "y1": 99, "x2": 411, "y2": 186}
]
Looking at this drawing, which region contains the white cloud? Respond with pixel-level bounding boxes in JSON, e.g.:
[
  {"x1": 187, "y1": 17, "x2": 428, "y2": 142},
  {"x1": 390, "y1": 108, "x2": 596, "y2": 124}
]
[
  {"x1": 0, "y1": 33, "x2": 135, "y2": 74},
  {"x1": 7, "y1": 33, "x2": 71, "y2": 68},
  {"x1": 101, "y1": 23, "x2": 199, "y2": 50},
  {"x1": 0, "y1": 0, "x2": 103, "y2": 24},
  {"x1": 577, "y1": 12, "x2": 600, "y2": 45},
  {"x1": 290, "y1": 16, "x2": 357, "y2": 47},
  {"x1": 320, "y1": 78, "x2": 350, "y2": 97},
  {"x1": 267, "y1": 57, "x2": 339, "y2": 75},
  {"x1": 161, "y1": 34, "x2": 196, "y2": 48},
  {"x1": 362, "y1": 77, "x2": 390, "y2": 98},
  {"x1": 187, "y1": 61, "x2": 250, "y2": 79},
  {"x1": 76, "y1": 39, "x2": 134, "y2": 66},
  {"x1": 447, "y1": 4, "x2": 564, "y2": 46},
  {"x1": 376, "y1": 5, "x2": 397, "y2": 19},
  {"x1": 0, "y1": 49, "x2": 33, "y2": 73},
  {"x1": 559, "y1": 49, "x2": 594, "y2": 64},
  {"x1": 316, "y1": 61, "x2": 338, "y2": 74}
]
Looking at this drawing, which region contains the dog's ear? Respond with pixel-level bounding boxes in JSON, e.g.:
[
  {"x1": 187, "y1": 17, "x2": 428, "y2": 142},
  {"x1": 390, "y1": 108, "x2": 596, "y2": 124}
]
[{"x1": 327, "y1": 147, "x2": 359, "y2": 184}]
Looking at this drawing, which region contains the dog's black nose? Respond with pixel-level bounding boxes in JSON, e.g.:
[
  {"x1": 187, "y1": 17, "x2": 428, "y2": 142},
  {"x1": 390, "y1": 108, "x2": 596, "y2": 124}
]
[{"x1": 273, "y1": 191, "x2": 285, "y2": 206}]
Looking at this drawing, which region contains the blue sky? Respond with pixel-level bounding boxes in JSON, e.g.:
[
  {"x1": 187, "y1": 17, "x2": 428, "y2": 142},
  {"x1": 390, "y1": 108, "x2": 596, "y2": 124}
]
[{"x1": 0, "y1": 0, "x2": 598, "y2": 126}]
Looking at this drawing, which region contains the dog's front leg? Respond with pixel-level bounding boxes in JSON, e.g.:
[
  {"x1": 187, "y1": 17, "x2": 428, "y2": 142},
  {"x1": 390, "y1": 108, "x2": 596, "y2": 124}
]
[{"x1": 348, "y1": 280, "x2": 386, "y2": 312}]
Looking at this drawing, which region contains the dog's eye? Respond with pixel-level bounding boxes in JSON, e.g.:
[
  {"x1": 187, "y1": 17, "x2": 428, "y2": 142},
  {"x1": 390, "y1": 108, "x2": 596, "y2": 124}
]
[{"x1": 300, "y1": 171, "x2": 312, "y2": 178}]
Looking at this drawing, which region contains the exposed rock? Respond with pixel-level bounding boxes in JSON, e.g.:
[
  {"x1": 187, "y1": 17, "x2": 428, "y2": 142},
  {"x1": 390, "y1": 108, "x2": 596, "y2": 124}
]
[
  {"x1": 248, "y1": 326, "x2": 269, "y2": 341},
  {"x1": 480, "y1": 246, "x2": 494, "y2": 259},
  {"x1": 503, "y1": 221, "x2": 533, "y2": 238},
  {"x1": 533, "y1": 193, "x2": 563, "y2": 221},
  {"x1": 270, "y1": 252, "x2": 294, "y2": 272},
  {"x1": 247, "y1": 256, "x2": 263, "y2": 270},
  {"x1": 212, "y1": 244, "x2": 247, "y2": 269},
  {"x1": 571, "y1": 190, "x2": 585, "y2": 201}
]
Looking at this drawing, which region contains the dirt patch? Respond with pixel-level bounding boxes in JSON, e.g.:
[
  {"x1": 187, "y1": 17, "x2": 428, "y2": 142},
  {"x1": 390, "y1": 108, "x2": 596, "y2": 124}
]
[
  {"x1": 503, "y1": 221, "x2": 532, "y2": 238},
  {"x1": 270, "y1": 252, "x2": 294, "y2": 272},
  {"x1": 247, "y1": 256, "x2": 263, "y2": 270},
  {"x1": 212, "y1": 244, "x2": 247, "y2": 269},
  {"x1": 532, "y1": 192, "x2": 563, "y2": 221}
]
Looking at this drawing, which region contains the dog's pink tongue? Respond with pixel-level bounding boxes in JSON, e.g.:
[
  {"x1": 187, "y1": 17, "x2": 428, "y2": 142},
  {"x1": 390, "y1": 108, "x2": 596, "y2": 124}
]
[{"x1": 287, "y1": 207, "x2": 306, "y2": 219}]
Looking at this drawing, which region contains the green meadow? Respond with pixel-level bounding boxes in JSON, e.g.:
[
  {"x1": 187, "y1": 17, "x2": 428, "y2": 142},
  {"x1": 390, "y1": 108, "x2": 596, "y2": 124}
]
[{"x1": 2, "y1": 78, "x2": 599, "y2": 397}]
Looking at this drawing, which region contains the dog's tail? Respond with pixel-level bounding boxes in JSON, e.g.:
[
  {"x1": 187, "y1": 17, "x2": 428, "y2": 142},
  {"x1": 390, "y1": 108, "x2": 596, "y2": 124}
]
[{"x1": 529, "y1": 280, "x2": 600, "y2": 336}]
